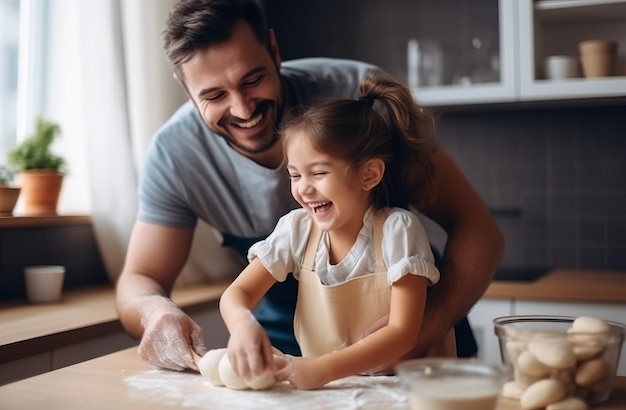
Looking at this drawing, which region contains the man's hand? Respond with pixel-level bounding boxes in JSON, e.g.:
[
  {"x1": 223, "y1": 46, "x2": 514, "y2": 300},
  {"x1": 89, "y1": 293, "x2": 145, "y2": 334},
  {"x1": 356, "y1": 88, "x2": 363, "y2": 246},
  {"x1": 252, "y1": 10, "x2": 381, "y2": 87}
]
[{"x1": 137, "y1": 296, "x2": 206, "y2": 371}]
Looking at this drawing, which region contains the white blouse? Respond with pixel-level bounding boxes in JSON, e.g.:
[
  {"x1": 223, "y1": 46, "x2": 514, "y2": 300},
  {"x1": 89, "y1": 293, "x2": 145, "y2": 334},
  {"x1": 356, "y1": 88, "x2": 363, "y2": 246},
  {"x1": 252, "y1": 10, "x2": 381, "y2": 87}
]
[{"x1": 248, "y1": 206, "x2": 440, "y2": 286}]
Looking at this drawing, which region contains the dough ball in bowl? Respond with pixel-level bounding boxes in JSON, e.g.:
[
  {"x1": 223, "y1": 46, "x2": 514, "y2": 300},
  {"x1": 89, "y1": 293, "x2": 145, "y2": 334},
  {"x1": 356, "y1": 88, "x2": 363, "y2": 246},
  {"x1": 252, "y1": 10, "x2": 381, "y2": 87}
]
[{"x1": 494, "y1": 315, "x2": 625, "y2": 408}]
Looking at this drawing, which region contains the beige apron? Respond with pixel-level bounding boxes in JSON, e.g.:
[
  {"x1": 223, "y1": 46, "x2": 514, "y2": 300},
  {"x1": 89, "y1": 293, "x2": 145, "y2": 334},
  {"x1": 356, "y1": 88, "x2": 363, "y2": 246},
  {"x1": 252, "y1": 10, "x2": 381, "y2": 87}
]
[{"x1": 293, "y1": 211, "x2": 456, "y2": 359}]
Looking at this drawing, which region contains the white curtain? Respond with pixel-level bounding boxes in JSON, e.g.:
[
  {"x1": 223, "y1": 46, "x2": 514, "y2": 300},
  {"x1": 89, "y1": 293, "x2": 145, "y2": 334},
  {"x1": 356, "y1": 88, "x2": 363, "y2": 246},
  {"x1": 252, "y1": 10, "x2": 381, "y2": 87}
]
[{"x1": 71, "y1": 0, "x2": 242, "y2": 285}]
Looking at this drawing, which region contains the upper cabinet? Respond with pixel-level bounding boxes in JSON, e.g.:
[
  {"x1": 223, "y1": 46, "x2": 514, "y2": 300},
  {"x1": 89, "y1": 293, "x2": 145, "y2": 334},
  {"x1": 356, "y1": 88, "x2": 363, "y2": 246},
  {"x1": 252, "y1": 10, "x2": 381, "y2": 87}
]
[
  {"x1": 408, "y1": 0, "x2": 517, "y2": 106},
  {"x1": 411, "y1": 0, "x2": 626, "y2": 107},
  {"x1": 518, "y1": 0, "x2": 626, "y2": 102}
]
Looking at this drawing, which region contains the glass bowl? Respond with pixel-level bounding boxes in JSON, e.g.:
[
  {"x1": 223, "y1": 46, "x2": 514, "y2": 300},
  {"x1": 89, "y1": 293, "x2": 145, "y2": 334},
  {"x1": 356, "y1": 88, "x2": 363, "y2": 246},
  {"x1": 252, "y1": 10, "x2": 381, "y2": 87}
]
[
  {"x1": 395, "y1": 358, "x2": 509, "y2": 410},
  {"x1": 494, "y1": 315, "x2": 625, "y2": 406}
]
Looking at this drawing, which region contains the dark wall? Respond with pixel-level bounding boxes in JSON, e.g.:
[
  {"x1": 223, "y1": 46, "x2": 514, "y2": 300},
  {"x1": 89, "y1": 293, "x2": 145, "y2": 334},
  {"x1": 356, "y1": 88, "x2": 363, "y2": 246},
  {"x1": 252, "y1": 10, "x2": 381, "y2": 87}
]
[
  {"x1": 436, "y1": 105, "x2": 626, "y2": 270},
  {"x1": 265, "y1": 1, "x2": 626, "y2": 271},
  {"x1": 0, "y1": 223, "x2": 108, "y2": 302}
]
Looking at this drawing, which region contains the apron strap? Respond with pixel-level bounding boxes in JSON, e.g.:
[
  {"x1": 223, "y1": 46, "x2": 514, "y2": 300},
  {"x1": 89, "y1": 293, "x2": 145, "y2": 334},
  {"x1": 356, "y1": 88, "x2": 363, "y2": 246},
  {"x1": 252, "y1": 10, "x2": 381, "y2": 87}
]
[
  {"x1": 373, "y1": 210, "x2": 387, "y2": 272},
  {"x1": 302, "y1": 219, "x2": 322, "y2": 271}
]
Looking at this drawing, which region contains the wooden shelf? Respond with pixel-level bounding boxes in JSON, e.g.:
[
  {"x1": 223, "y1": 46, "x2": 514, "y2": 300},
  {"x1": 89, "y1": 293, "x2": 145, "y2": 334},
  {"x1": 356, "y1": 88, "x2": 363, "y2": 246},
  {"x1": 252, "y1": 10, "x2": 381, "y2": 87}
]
[{"x1": 0, "y1": 214, "x2": 91, "y2": 228}]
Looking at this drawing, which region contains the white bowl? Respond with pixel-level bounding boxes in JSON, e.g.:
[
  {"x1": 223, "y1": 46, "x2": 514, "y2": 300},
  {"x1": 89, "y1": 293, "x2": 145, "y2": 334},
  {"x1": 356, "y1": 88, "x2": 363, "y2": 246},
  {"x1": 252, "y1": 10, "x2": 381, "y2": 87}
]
[{"x1": 395, "y1": 358, "x2": 509, "y2": 410}]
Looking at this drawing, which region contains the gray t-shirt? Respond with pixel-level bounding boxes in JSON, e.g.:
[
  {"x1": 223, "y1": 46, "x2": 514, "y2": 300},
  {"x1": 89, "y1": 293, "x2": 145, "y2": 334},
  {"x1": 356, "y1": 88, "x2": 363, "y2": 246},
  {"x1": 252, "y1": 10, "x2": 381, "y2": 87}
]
[
  {"x1": 137, "y1": 58, "x2": 378, "y2": 355},
  {"x1": 138, "y1": 58, "x2": 377, "y2": 238}
]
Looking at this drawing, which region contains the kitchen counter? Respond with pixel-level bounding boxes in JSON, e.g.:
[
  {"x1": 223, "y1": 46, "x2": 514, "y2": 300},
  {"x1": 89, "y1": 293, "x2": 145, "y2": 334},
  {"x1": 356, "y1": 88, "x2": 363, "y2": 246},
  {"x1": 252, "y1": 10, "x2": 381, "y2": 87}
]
[
  {"x1": 0, "y1": 282, "x2": 229, "y2": 365},
  {"x1": 2, "y1": 269, "x2": 624, "y2": 364},
  {"x1": 485, "y1": 268, "x2": 626, "y2": 304},
  {"x1": 1, "y1": 269, "x2": 624, "y2": 384},
  {"x1": 0, "y1": 346, "x2": 624, "y2": 410}
]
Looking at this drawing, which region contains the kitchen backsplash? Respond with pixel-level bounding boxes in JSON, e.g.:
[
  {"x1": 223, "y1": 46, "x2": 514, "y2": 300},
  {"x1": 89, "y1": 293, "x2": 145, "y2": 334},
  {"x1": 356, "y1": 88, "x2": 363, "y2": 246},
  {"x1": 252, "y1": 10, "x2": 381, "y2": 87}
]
[{"x1": 436, "y1": 104, "x2": 626, "y2": 270}]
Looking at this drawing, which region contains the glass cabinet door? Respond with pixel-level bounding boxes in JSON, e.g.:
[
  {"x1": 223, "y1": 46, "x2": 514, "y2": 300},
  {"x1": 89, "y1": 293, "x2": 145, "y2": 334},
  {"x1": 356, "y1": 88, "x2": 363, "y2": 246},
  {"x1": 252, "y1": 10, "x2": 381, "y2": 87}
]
[
  {"x1": 407, "y1": 0, "x2": 517, "y2": 107},
  {"x1": 266, "y1": 0, "x2": 517, "y2": 107}
]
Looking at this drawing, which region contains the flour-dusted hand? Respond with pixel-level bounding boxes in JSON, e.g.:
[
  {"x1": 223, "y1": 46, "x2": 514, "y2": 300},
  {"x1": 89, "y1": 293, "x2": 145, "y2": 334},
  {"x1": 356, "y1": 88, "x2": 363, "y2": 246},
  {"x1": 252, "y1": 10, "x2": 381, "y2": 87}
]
[
  {"x1": 226, "y1": 310, "x2": 274, "y2": 380},
  {"x1": 137, "y1": 295, "x2": 206, "y2": 371}
]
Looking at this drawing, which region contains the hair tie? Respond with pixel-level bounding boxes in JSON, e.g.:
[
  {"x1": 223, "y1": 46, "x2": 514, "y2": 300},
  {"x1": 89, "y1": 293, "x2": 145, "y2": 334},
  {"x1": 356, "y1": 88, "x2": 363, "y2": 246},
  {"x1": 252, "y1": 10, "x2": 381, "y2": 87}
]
[{"x1": 358, "y1": 95, "x2": 375, "y2": 107}]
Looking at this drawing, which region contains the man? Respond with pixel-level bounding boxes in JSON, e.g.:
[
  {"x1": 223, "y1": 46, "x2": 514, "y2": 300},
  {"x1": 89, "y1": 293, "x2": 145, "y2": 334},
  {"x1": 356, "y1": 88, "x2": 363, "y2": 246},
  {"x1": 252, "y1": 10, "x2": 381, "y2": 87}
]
[{"x1": 116, "y1": 0, "x2": 504, "y2": 372}]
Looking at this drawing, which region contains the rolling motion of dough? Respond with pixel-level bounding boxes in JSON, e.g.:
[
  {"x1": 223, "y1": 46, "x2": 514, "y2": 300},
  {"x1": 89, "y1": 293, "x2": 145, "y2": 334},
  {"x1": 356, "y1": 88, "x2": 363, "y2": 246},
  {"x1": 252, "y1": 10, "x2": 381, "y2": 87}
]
[{"x1": 196, "y1": 347, "x2": 278, "y2": 390}]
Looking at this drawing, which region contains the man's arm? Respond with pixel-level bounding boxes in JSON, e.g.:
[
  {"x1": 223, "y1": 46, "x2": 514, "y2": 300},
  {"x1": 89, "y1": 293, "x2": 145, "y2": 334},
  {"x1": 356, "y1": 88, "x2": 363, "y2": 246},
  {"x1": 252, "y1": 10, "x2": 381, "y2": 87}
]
[
  {"x1": 415, "y1": 147, "x2": 505, "y2": 356},
  {"x1": 116, "y1": 220, "x2": 203, "y2": 371}
]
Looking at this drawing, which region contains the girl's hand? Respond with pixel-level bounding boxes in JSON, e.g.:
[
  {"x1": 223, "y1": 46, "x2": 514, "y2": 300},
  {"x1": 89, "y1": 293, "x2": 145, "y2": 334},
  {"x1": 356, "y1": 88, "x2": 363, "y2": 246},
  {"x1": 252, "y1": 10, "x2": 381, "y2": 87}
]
[
  {"x1": 226, "y1": 311, "x2": 274, "y2": 380},
  {"x1": 273, "y1": 355, "x2": 330, "y2": 390}
]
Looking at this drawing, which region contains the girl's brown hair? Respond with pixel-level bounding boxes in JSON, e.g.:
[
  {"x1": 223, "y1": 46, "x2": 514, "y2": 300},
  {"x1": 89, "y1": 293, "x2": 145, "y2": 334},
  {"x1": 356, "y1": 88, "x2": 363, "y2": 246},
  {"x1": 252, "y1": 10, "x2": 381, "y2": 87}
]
[{"x1": 281, "y1": 70, "x2": 437, "y2": 211}]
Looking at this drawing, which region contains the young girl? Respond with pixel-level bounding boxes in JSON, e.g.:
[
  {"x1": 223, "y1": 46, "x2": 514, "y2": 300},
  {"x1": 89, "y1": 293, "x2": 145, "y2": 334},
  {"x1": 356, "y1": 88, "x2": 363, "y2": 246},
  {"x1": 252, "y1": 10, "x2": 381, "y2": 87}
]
[{"x1": 219, "y1": 70, "x2": 451, "y2": 390}]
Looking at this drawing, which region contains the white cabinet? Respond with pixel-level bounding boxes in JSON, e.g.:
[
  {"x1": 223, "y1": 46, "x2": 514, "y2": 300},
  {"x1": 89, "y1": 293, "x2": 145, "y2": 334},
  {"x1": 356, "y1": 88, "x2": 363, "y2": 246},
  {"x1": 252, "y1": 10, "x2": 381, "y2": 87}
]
[
  {"x1": 412, "y1": 0, "x2": 626, "y2": 106},
  {"x1": 468, "y1": 298, "x2": 514, "y2": 365}
]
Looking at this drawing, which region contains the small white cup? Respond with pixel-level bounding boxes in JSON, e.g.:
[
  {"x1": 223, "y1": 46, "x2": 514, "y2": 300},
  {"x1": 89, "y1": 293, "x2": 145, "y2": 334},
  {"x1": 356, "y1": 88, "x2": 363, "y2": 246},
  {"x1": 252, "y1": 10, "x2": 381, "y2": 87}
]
[
  {"x1": 545, "y1": 55, "x2": 579, "y2": 80},
  {"x1": 24, "y1": 265, "x2": 66, "y2": 303}
]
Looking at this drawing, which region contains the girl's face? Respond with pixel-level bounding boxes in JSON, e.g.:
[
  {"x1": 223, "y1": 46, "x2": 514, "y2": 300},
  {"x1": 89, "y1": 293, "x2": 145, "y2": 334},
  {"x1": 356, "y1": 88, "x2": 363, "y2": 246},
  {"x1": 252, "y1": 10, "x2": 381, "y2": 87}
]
[{"x1": 285, "y1": 131, "x2": 372, "y2": 236}]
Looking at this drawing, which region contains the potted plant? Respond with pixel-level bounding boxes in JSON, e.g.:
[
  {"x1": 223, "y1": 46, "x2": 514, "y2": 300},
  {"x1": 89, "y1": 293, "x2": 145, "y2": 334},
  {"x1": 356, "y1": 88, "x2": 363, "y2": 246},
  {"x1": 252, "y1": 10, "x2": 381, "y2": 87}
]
[
  {"x1": 8, "y1": 117, "x2": 66, "y2": 215},
  {"x1": 0, "y1": 165, "x2": 21, "y2": 215}
]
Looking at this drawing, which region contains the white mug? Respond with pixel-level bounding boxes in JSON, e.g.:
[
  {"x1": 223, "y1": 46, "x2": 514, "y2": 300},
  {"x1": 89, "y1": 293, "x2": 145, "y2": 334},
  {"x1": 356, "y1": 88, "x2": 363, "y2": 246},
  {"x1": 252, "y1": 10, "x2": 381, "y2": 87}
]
[
  {"x1": 545, "y1": 55, "x2": 579, "y2": 80},
  {"x1": 24, "y1": 265, "x2": 66, "y2": 303}
]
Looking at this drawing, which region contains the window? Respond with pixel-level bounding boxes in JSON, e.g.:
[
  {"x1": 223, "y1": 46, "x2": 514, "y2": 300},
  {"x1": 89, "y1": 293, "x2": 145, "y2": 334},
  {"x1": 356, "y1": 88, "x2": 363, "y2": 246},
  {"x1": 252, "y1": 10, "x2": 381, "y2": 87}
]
[
  {"x1": 0, "y1": 0, "x2": 90, "y2": 214},
  {"x1": 0, "y1": 0, "x2": 19, "y2": 161}
]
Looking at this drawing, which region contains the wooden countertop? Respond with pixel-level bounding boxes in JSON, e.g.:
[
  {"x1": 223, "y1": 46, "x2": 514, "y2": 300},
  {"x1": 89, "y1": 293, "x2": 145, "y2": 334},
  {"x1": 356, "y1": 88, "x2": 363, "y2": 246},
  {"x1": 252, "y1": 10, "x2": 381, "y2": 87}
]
[
  {"x1": 0, "y1": 347, "x2": 624, "y2": 410},
  {"x1": 2, "y1": 269, "x2": 624, "y2": 365},
  {"x1": 0, "y1": 282, "x2": 229, "y2": 364},
  {"x1": 484, "y1": 268, "x2": 626, "y2": 304}
]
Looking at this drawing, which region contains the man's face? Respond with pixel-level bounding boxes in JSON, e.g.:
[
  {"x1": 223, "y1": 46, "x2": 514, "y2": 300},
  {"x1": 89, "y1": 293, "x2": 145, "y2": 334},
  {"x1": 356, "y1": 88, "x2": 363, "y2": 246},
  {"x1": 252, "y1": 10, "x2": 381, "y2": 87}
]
[{"x1": 180, "y1": 21, "x2": 283, "y2": 158}]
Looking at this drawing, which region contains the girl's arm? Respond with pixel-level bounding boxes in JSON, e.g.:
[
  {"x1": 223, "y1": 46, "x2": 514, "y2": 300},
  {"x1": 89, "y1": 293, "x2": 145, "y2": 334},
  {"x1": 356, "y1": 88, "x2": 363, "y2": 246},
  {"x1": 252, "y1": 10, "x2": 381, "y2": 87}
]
[
  {"x1": 275, "y1": 273, "x2": 427, "y2": 390},
  {"x1": 219, "y1": 258, "x2": 278, "y2": 380}
]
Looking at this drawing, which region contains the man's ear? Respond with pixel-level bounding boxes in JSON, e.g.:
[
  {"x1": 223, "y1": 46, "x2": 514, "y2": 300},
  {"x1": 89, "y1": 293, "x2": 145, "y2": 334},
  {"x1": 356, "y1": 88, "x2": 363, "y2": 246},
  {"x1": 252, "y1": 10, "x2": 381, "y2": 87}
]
[{"x1": 362, "y1": 158, "x2": 385, "y2": 191}]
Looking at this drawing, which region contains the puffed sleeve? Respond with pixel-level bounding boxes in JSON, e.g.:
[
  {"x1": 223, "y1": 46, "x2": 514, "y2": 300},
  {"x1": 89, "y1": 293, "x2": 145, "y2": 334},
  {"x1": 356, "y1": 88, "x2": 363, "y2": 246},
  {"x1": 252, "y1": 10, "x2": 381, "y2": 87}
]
[
  {"x1": 247, "y1": 209, "x2": 311, "y2": 282},
  {"x1": 382, "y1": 209, "x2": 440, "y2": 285}
]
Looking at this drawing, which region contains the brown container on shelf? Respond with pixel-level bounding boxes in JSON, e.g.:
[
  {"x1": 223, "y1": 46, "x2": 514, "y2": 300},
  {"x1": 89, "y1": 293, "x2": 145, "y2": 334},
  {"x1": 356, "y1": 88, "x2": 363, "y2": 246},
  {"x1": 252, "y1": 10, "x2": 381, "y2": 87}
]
[{"x1": 579, "y1": 39, "x2": 618, "y2": 78}]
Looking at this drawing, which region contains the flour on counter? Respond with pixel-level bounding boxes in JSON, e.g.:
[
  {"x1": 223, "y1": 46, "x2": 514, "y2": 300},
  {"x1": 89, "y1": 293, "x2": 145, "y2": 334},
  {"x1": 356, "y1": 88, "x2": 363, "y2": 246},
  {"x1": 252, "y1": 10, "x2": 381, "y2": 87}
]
[{"x1": 124, "y1": 370, "x2": 409, "y2": 409}]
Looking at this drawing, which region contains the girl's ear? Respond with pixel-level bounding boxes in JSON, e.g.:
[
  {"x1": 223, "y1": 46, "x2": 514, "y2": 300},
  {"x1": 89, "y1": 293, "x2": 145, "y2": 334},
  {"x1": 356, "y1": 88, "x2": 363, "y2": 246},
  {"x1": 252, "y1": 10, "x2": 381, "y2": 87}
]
[{"x1": 362, "y1": 158, "x2": 385, "y2": 191}]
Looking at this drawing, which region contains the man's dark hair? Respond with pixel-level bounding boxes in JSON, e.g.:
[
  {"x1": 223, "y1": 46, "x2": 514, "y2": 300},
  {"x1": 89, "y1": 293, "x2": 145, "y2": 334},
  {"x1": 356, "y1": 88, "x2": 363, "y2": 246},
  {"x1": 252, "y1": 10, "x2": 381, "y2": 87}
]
[{"x1": 163, "y1": 0, "x2": 269, "y2": 80}]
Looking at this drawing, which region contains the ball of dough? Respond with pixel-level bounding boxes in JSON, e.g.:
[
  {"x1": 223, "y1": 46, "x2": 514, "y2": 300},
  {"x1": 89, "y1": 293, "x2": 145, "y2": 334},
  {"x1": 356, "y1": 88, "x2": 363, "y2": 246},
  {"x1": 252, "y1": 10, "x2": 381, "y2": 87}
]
[
  {"x1": 218, "y1": 354, "x2": 249, "y2": 390},
  {"x1": 242, "y1": 346, "x2": 283, "y2": 390},
  {"x1": 570, "y1": 316, "x2": 610, "y2": 333},
  {"x1": 198, "y1": 348, "x2": 227, "y2": 386},
  {"x1": 246, "y1": 370, "x2": 276, "y2": 390},
  {"x1": 520, "y1": 379, "x2": 566, "y2": 410}
]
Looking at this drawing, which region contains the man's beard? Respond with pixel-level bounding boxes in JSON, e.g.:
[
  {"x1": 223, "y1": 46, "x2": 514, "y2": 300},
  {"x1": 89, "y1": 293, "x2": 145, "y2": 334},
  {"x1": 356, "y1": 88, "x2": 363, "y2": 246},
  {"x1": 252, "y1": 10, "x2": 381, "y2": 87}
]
[
  {"x1": 218, "y1": 99, "x2": 283, "y2": 155},
  {"x1": 220, "y1": 129, "x2": 280, "y2": 155}
]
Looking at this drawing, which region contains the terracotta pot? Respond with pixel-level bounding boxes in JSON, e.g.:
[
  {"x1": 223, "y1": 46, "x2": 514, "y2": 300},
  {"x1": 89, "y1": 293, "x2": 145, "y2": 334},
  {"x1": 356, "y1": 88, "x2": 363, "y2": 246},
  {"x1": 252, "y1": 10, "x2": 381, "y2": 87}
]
[
  {"x1": 18, "y1": 170, "x2": 64, "y2": 215},
  {"x1": 0, "y1": 186, "x2": 21, "y2": 215}
]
